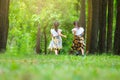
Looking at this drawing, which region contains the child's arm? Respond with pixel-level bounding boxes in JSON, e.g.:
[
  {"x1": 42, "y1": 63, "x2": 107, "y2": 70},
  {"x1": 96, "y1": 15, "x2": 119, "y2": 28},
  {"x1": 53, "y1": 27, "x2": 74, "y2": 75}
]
[
  {"x1": 59, "y1": 32, "x2": 67, "y2": 38},
  {"x1": 73, "y1": 30, "x2": 76, "y2": 38},
  {"x1": 60, "y1": 33, "x2": 67, "y2": 38},
  {"x1": 80, "y1": 27, "x2": 84, "y2": 36},
  {"x1": 80, "y1": 32, "x2": 84, "y2": 36}
]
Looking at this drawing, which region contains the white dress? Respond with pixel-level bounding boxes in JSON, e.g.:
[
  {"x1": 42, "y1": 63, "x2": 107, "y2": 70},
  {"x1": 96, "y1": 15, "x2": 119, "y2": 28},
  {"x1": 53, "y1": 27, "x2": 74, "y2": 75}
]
[{"x1": 48, "y1": 29, "x2": 62, "y2": 50}]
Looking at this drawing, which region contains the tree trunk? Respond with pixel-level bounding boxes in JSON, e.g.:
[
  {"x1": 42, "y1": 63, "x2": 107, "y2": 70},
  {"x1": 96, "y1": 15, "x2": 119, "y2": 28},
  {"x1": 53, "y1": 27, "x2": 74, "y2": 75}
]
[
  {"x1": 0, "y1": 0, "x2": 10, "y2": 52},
  {"x1": 44, "y1": 26, "x2": 47, "y2": 54},
  {"x1": 36, "y1": 24, "x2": 41, "y2": 54},
  {"x1": 86, "y1": 0, "x2": 92, "y2": 53},
  {"x1": 98, "y1": 0, "x2": 107, "y2": 53},
  {"x1": 107, "y1": 0, "x2": 113, "y2": 53},
  {"x1": 79, "y1": 0, "x2": 86, "y2": 35},
  {"x1": 114, "y1": 0, "x2": 120, "y2": 55},
  {"x1": 89, "y1": 0, "x2": 99, "y2": 53}
]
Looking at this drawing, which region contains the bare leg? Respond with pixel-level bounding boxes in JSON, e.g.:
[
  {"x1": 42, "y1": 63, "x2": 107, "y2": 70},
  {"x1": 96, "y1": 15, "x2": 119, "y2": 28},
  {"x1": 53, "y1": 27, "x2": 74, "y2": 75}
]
[
  {"x1": 58, "y1": 49, "x2": 60, "y2": 54},
  {"x1": 55, "y1": 49, "x2": 58, "y2": 55},
  {"x1": 81, "y1": 48, "x2": 84, "y2": 56}
]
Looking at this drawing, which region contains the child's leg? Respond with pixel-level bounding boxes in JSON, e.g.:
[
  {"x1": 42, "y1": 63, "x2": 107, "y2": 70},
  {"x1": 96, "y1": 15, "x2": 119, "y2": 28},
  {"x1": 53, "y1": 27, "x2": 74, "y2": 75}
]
[
  {"x1": 81, "y1": 48, "x2": 84, "y2": 56},
  {"x1": 76, "y1": 50, "x2": 80, "y2": 56},
  {"x1": 58, "y1": 49, "x2": 60, "y2": 54},
  {"x1": 55, "y1": 49, "x2": 58, "y2": 55}
]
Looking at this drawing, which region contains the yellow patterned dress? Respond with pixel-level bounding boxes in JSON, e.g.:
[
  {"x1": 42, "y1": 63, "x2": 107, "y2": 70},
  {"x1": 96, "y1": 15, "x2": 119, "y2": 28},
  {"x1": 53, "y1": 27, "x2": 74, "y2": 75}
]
[{"x1": 72, "y1": 35, "x2": 85, "y2": 51}]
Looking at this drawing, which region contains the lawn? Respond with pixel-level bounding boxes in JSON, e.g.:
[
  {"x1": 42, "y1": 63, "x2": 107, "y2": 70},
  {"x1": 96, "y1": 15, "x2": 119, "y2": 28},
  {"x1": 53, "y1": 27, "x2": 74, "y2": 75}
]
[{"x1": 0, "y1": 54, "x2": 120, "y2": 80}]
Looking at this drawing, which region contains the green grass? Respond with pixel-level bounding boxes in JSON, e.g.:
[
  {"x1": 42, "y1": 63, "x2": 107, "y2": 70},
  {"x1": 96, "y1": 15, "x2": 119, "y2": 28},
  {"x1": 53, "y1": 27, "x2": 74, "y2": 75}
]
[{"x1": 0, "y1": 54, "x2": 120, "y2": 80}]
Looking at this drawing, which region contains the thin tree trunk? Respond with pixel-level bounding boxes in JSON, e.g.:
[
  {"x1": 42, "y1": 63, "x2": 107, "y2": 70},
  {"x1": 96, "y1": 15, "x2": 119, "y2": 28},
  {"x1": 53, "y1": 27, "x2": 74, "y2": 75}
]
[
  {"x1": 36, "y1": 24, "x2": 41, "y2": 54},
  {"x1": 107, "y1": 0, "x2": 113, "y2": 53},
  {"x1": 89, "y1": 0, "x2": 99, "y2": 53},
  {"x1": 44, "y1": 26, "x2": 47, "y2": 54},
  {"x1": 0, "y1": 0, "x2": 10, "y2": 52},
  {"x1": 98, "y1": 0, "x2": 107, "y2": 53},
  {"x1": 114, "y1": 0, "x2": 120, "y2": 55},
  {"x1": 79, "y1": 0, "x2": 86, "y2": 35},
  {"x1": 86, "y1": 0, "x2": 92, "y2": 53}
]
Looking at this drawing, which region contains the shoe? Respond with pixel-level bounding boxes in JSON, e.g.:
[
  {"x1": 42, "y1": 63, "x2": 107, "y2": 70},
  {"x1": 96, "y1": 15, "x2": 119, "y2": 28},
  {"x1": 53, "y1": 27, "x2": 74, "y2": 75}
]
[
  {"x1": 76, "y1": 52, "x2": 80, "y2": 56},
  {"x1": 82, "y1": 55, "x2": 86, "y2": 59}
]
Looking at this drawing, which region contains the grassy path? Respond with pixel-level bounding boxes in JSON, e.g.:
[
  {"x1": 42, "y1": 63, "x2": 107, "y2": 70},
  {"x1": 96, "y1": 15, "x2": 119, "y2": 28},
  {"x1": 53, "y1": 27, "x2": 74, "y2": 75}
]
[{"x1": 0, "y1": 54, "x2": 120, "y2": 80}]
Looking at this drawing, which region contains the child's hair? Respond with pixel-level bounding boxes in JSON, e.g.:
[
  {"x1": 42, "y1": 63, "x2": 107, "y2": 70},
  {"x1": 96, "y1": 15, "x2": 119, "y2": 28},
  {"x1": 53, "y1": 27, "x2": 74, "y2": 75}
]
[
  {"x1": 54, "y1": 21, "x2": 59, "y2": 32},
  {"x1": 73, "y1": 21, "x2": 80, "y2": 27}
]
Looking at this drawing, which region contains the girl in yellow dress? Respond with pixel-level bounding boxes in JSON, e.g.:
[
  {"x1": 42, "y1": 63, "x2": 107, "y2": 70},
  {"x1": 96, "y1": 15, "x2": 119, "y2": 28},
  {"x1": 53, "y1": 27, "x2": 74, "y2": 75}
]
[{"x1": 71, "y1": 21, "x2": 85, "y2": 56}]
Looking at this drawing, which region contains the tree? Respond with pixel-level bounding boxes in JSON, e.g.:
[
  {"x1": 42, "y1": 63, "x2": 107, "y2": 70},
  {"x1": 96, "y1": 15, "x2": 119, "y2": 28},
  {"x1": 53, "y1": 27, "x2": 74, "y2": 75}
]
[
  {"x1": 0, "y1": 0, "x2": 10, "y2": 52},
  {"x1": 89, "y1": 0, "x2": 99, "y2": 53},
  {"x1": 98, "y1": 0, "x2": 107, "y2": 53},
  {"x1": 36, "y1": 24, "x2": 41, "y2": 54},
  {"x1": 107, "y1": 0, "x2": 113, "y2": 53},
  {"x1": 114, "y1": 0, "x2": 120, "y2": 55},
  {"x1": 86, "y1": 0, "x2": 92, "y2": 53},
  {"x1": 79, "y1": 0, "x2": 86, "y2": 34},
  {"x1": 43, "y1": 26, "x2": 47, "y2": 54}
]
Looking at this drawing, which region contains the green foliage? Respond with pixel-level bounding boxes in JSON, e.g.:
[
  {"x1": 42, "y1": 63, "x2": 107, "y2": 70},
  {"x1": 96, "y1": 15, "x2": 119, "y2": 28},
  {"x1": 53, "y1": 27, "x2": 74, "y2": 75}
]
[
  {"x1": 8, "y1": 0, "x2": 79, "y2": 54},
  {"x1": 0, "y1": 54, "x2": 120, "y2": 80}
]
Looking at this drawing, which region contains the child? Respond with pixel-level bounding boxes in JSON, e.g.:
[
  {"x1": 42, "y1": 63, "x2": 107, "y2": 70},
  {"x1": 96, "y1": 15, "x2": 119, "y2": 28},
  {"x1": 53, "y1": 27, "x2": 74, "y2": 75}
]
[
  {"x1": 71, "y1": 21, "x2": 85, "y2": 56},
  {"x1": 48, "y1": 21, "x2": 66, "y2": 55}
]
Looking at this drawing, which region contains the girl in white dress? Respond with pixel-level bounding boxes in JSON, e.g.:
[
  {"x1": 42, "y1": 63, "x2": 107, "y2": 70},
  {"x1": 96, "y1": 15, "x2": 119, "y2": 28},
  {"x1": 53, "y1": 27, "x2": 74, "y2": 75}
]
[
  {"x1": 48, "y1": 21, "x2": 66, "y2": 55},
  {"x1": 71, "y1": 21, "x2": 85, "y2": 56}
]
